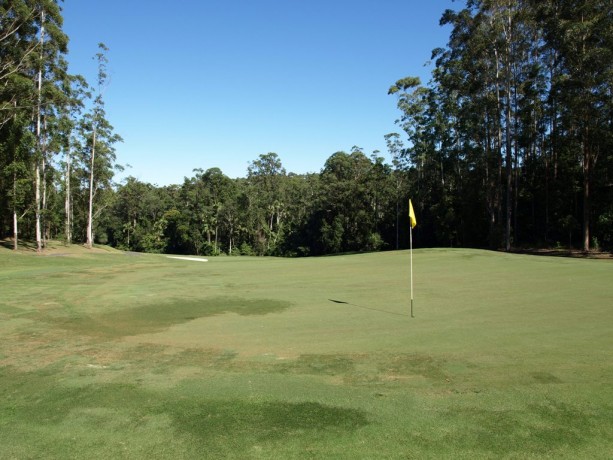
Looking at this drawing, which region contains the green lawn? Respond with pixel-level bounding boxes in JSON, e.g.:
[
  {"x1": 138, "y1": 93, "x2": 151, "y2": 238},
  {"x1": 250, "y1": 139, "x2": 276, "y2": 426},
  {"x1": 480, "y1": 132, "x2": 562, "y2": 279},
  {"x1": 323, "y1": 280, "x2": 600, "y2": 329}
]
[{"x1": 1, "y1": 247, "x2": 612, "y2": 458}]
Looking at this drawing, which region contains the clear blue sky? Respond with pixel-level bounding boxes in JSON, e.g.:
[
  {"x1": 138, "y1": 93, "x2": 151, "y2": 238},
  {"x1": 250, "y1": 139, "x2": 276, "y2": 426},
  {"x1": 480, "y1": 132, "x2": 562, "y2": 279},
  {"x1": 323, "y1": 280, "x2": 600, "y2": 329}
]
[{"x1": 61, "y1": 0, "x2": 462, "y2": 185}]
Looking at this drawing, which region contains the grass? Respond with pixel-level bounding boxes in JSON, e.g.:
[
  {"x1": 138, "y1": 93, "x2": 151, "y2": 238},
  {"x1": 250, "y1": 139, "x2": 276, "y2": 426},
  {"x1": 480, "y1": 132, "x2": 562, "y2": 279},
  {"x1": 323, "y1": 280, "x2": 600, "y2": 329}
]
[{"x1": 0, "y1": 245, "x2": 612, "y2": 458}]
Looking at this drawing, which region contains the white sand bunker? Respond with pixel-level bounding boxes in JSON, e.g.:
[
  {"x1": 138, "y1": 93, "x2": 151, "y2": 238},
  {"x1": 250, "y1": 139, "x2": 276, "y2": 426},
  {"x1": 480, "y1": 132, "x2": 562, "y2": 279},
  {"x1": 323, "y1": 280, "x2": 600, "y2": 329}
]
[{"x1": 166, "y1": 256, "x2": 208, "y2": 262}]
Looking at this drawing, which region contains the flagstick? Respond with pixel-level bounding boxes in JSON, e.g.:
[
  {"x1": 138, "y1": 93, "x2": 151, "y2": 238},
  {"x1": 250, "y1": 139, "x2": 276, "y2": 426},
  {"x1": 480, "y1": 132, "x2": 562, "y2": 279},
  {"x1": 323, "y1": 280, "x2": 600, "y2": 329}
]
[{"x1": 410, "y1": 225, "x2": 414, "y2": 318}]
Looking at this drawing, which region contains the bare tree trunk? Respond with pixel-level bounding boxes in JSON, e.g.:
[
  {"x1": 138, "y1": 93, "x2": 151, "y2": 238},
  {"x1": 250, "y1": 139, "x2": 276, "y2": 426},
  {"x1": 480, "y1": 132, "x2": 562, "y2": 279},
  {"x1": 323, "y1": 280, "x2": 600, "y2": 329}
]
[
  {"x1": 35, "y1": 162, "x2": 42, "y2": 252},
  {"x1": 12, "y1": 164, "x2": 18, "y2": 250},
  {"x1": 42, "y1": 154, "x2": 47, "y2": 246},
  {"x1": 503, "y1": 6, "x2": 513, "y2": 252},
  {"x1": 493, "y1": 40, "x2": 505, "y2": 250},
  {"x1": 13, "y1": 211, "x2": 18, "y2": 251},
  {"x1": 505, "y1": 84, "x2": 512, "y2": 252},
  {"x1": 582, "y1": 137, "x2": 590, "y2": 252},
  {"x1": 35, "y1": 10, "x2": 45, "y2": 253},
  {"x1": 86, "y1": 127, "x2": 96, "y2": 248},
  {"x1": 65, "y1": 151, "x2": 72, "y2": 244}
]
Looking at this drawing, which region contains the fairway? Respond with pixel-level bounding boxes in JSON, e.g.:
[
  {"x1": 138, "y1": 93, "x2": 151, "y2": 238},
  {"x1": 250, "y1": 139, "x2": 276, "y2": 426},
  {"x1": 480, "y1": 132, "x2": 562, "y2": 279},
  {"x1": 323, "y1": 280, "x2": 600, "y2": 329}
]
[{"x1": 1, "y1": 248, "x2": 612, "y2": 458}]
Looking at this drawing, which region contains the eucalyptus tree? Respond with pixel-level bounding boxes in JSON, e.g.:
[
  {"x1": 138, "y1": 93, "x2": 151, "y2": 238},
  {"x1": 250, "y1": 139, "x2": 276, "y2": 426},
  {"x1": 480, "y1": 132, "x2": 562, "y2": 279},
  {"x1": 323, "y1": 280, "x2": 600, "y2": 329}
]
[
  {"x1": 79, "y1": 43, "x2": 122, "y2": 248},
  {"x1": 393, "y1": 1, "x2": 548, "y2": 249},
  {"x1": 0, "y1": 1, "x2": 37, "y2": 244},
  {"x1": 0, "y1": 0, "x2": 39, "y2": 129},
  {"x1": 385, "y1": 133, "x2": 409, "y2": 250},
  {"x1": 1, "y1": 110, "x2": 34, "y2": 249},
  {"x1": 31, "y1": 0, "x2": 68, "y2": 251},
  {"x1": 177, "y1": 167, "x2": 236, "y2": 255},
  {"x1": 0, "y1": 0, "x2": 69, "y2": 250},
  {"x1": 56, "y1": 70, "x2": 88, "y2": 244},
  {"x1": 246, "y1": 152, "x2": 287, "y2": 254},
  {"x1": 134, "y1": 185, "x2": 178, "y2": 253},
  {"x1": 202, "y1": 167, "x2": 234, "y2": 254},
  {"x1": 179, "y1": 171, "x2": 209, "y2": 254},
  {"x1": 388, "y1": 76, "x2": 458, "y2": 246},
  {"x1": 278, "y1": 172, "x2": 322, "y2": 256},
  {"x1": 534, "y1": 0, "x2": 613, "y2": 251},
  {"x1": 217, "y1": 175, "x2": 244, "y2": 255},
  {"x1": 1, "y1": 1, "x2": 29, "y2": 239},
  {"x1": 108, "y1": 176, "x2": 157, "y2": 250},
  {"x1": 436, "y1": 1, "x2": 527, "y2": 250},
  {"x1": 317, "y1": 149, "x2": 380, "y2": 253},
  {"x1": 432, "y1": 7, "x2": 501, "y2": 246}
]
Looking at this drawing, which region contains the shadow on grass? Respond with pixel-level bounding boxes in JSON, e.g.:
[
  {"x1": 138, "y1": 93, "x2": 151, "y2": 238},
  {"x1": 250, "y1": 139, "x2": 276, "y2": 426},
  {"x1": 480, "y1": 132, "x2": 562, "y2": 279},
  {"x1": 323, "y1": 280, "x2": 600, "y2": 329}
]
[
  {"x1": 415, "y1": 399, "x2": 600, "y2": 456},
  {"x1": 171, "y1": 399, "x2": 369, "y2": 443},
  {"x1": 0, "y1": 238, "x2": 37, "y2": 251},
  {"x1": 1, "y1": 369, "x2": 369, "y2": 456},
  {"x1": 55, "y1": 297, "x2": 292, "y2": 338},
  {"x1": 329, "y1": 299, "x2": 409, "y2": 317}
]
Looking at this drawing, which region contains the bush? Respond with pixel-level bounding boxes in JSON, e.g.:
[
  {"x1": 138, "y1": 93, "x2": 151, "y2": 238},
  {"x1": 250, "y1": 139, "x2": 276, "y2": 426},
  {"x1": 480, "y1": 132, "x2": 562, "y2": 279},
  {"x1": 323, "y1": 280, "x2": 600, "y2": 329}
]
[{"x1": 239, "y1": 242, "x2": 255, "y2": 256}]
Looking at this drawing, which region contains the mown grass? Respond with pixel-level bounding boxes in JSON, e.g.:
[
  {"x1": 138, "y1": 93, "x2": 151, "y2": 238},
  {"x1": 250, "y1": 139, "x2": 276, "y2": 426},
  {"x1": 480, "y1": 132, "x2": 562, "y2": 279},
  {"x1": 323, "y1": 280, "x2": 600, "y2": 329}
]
[{"x1": 0, "y1": 247, "x2": 612, "y2": 458}]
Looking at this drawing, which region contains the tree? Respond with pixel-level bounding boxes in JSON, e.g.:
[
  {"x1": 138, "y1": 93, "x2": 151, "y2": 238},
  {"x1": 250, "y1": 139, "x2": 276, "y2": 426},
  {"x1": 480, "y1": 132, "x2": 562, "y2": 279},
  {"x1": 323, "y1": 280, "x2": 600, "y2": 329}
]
[
  {"x1": 32, "y1": 0, "x2": 69, "y2": 251},
  {"x1": 535, "y1": 0, "x2": 613, "y2": 251},
  {"x1": 246, "y1": 153, "x2": 287, "y2": 254},
  {"x1": 385, "y1": 133, "x2": 408, "y2": 250},
  {"x1": 57, "y1": 72, "x2": 87, "y2": 244},
  {"x1": 0, "y1": 0, "x2": 39, "y2": 129},
  {"x1": 80, "y1": 43, "x2": 122, "y2": 248},
  {"x1": 0, "y1": 0, "x2": 70, "y2": 250},
  {"x1": 317, "y1": 149, "x2": 381, "y2": 253},
  {"x1": 2, "y1": 111, "x2": 34, "y2": 250}
]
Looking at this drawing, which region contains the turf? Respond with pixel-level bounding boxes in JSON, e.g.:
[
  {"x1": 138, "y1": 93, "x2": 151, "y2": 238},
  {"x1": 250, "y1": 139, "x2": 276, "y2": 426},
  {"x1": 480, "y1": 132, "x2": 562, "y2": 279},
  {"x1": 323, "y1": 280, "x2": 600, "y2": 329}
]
[{"x1": 0, "y1": 247, "x2": 612, "y2": 458}]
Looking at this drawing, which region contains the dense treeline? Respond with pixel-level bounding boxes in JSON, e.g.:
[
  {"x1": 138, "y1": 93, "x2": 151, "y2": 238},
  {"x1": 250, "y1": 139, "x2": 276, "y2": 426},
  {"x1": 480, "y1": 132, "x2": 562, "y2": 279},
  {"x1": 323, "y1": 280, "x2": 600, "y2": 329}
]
[
  {"x1": 101, "y1": 150, "x2": 408, "y2": 256},
  {"x1": 0, "y1": 0, "x2": 121, "y2": 253},
  {"x1": 390, "y1": 0, "x2": 613, "y2": 252},
  {"x1": 1, "y1": 0, "x2": 612, "y2": 255}
]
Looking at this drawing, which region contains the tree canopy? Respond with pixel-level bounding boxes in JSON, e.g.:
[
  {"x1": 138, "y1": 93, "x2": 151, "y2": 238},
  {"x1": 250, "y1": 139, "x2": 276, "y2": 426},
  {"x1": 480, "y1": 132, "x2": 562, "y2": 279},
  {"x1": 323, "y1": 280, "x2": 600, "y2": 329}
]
[{"x1": 1, "y1": 0, "x2": 612, "y2": 255}]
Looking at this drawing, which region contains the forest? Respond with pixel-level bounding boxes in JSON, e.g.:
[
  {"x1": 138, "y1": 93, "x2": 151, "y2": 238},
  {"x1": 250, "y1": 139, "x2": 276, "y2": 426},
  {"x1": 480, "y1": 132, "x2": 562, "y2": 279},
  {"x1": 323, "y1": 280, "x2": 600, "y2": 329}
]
[{"x1": 1, "y1": 0, "x2": 612, "y2": 256}]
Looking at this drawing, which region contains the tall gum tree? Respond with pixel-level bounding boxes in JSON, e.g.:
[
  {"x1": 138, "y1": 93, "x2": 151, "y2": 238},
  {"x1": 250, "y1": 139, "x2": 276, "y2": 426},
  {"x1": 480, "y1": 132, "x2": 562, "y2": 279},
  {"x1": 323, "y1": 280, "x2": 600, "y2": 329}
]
[
  {"x1": 81, "y1": 43, "x2": 122, "y2": 249},
  {"x1": 32, "y1": 0, "x2": 68, "y2": 252}
]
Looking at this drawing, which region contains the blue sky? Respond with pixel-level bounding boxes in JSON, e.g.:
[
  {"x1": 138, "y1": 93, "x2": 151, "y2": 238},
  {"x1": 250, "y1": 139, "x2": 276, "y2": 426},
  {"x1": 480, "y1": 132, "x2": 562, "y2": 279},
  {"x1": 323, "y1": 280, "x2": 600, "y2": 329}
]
[{"x1": 61, "y1": 0, "x2": 461, "y2": 185}]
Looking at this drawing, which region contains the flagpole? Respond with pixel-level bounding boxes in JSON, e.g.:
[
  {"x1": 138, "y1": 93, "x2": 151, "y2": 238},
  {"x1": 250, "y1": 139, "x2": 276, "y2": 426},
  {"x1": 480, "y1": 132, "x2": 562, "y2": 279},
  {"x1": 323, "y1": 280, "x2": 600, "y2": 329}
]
[
  {"x1": 408, "y1": 198, "x2": 416, "y2": 318},
  {"x1": 410, "y1": 224, "x2": 414, "y2": 318}
]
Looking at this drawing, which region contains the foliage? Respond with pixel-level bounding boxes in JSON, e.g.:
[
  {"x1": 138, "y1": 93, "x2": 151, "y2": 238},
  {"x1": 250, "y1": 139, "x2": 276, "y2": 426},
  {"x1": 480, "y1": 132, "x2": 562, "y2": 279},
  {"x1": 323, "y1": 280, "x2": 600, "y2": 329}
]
[
  {"x1": 1, "y1": 1, "x2": 612, "y2": 255},
  {"x1": 389, "y1": 0, "x2": 613, "y2": 251}
]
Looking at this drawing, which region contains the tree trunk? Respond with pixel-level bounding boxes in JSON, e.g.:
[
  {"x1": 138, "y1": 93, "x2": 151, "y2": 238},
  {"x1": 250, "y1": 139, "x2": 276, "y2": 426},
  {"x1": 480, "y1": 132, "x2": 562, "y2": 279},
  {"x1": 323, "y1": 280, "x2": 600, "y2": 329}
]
[
  {"x1": 503, "y1": 7, "x2": 513, "y2": 252},
  {"x1": 86, "y1": 127, "x2": 96, "y2": 249},
  {"x1": 13, "y1": 210, "x2": 18, "y2": 251},
  {"x1": 493, "y1": 41, "x2": 505, "y2": 250},
  {"x1": 582, "y1": 138, "x2": 590, "y2": 252},
  {"x1": 35, "y1": 162, "x2": 42, "y2": 252},
  {"x1": 42, "y1": 154, "x2": 47, "y2": 246},
  {"x1": 505, "y1": 86, "x2": 512, "y2": 252},
  {"x1": 12, "y1": 166, "x2": 18, "y2": 250},
  {"x1": 35, "y1": 10, "x2": 45, "y2": 253},
  {"x1": 65, "y1": 151, "x2": 72, "y2": 244}
]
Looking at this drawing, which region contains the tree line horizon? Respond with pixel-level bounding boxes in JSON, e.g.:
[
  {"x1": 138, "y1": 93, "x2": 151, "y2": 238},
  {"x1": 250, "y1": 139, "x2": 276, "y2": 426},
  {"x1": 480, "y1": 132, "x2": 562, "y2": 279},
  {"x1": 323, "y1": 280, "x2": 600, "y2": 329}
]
[{"x1": 1, "y1": 1, "x2": 612, "y2": 256}]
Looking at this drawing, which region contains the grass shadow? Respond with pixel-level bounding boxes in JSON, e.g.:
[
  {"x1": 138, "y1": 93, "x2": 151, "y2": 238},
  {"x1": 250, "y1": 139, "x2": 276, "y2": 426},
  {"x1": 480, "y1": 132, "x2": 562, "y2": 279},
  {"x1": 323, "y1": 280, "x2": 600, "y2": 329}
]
[
  {"x1": 0, "y1": 238, "x2": 37, "y2": 251},
  {"x1": 1, "y1": 368, "x2": 369, "y2": 457},
  {"x1": 56, "y1": 297, "x2": 292, "y2": 338},
  {"x1": 171, "y1": 399, "x2": 369, "y2": 443},
  {"x1": 328, "y1": 299, "x2": 409, "y2": 317}
]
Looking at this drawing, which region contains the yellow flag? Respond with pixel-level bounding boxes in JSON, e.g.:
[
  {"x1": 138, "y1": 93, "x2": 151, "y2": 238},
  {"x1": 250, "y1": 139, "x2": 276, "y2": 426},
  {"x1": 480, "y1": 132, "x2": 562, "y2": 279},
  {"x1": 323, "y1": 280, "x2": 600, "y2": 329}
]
[{"x1": 409, "y1": 199, "x2": 417, "y2": 229}]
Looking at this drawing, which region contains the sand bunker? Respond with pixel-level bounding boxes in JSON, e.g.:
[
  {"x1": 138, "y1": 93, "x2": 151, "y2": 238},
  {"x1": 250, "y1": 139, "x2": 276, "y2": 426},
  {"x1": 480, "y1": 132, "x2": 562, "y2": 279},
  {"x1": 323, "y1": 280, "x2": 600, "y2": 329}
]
[{"x1": 166, "y1": 256, "x2": 208, "y2": 262}]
